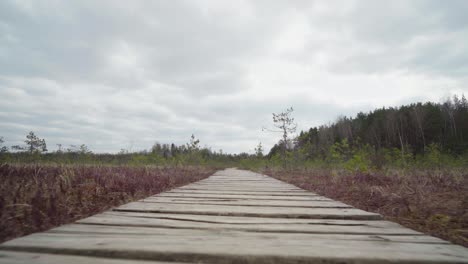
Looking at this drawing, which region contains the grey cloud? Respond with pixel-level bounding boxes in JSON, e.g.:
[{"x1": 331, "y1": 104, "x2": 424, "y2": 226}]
[
  {"x1": 0, "y1": 0, "x2": 275, "y2": 95},
  {"x1": 271, "y1": 0, "x2": 468, "y2": 79},
  {"x1": 1, "y1": 0, "x2": 467, "y2": 153}
]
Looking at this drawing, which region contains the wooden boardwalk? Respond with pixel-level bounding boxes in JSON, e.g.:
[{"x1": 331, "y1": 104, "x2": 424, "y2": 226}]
[{"x1": 1, "y1": 168, "x2": 467, "y2": 263}]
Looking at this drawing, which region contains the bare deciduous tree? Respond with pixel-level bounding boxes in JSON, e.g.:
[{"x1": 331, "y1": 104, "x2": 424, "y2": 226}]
[
  {"x1": 264, "y1": 107, "x2": 297, "y2": 165},
  {"x1": 187, "y1": 134, "x2": 200, "y2": 152}
]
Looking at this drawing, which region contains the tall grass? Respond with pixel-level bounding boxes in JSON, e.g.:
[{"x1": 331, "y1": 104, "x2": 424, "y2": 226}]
[
  {"x1": 0, "y1": 164, "x2": 215, "y2": 242},
  {"x1": 261, "y1": 167, "x2": 468, "y2": 247}
]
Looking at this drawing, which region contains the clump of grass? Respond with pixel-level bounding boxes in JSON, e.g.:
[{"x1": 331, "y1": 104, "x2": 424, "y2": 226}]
[
  {"x1": 0, "y1": 164, "x2": 214, "y2": 243},
  {"x1": 262, "y1": 167, "x2": 468, "y2": 247}
]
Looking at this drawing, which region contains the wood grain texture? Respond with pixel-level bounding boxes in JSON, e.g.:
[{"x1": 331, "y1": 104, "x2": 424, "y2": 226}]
[
  {"x1": 0, "y1": 251, "x2": 186, "y2": 264},
  {"x1": 113, "y1": 201, "x2": 383, "y2": 220}
]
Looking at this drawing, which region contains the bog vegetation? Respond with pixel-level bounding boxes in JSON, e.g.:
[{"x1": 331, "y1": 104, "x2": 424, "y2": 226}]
[
  {"x1": 0, "y1": 165, "x2": 214, "y2": 242},
  {"x1": 1, "y1": 95, "x2": 467, "y2": 170},
  {"x1": 0, "y1": 95, "x2": 467, "y2": 246}
]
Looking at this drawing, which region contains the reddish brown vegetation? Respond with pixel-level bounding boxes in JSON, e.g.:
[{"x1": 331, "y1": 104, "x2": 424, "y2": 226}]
[
  {"x1": 0, "y1": 164, "x2": 214, "y2": 243},
  {"x1": 263, "y1": 168, "x2": 468, "y2": 247}
]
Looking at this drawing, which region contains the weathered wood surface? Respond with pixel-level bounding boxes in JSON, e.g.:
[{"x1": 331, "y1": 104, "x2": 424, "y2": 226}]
[
  {"x1": 1, "y1": 168, "x2": 467, "y2": 263},
  {"x1": 0, "y1": 251, "x2": 188, "y2": 264}
]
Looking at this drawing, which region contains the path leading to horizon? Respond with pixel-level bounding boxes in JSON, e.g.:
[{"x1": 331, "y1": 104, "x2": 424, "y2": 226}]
[{"x1": 1, "y1": 168, "x2": 467, "y2": 263}]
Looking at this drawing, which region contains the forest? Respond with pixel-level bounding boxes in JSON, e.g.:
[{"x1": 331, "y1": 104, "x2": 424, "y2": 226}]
[{"x1": 267, "y1": 94, "x2": 468, "y2": 171}]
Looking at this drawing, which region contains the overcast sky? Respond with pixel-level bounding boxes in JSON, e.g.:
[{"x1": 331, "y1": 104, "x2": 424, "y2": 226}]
[{"x1": 1, "y1": 0, "x2": 467, "y2": 153}]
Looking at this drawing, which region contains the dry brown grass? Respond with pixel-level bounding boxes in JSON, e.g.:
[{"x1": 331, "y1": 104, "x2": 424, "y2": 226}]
[
  {"x1": 0, "y1": 164, "x2": 215, "y2": 243},
  {"x1": 262, "y1": 167, "x2": 468, "y2": 247}
]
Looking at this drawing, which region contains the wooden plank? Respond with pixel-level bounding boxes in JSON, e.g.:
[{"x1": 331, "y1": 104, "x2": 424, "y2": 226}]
[
  {"x1": 173, "y1": 185, "x2": 307, "y2": 188},
  {"x1": 164, "y1": 189, "x2": 319, "y2": 197},
  {"x1": 189, "y1": 179, "x2": 295, "y2": 183},
  {"x1": 175, "y1": 190, "x2": 306, "y2": 194},
  {"x1": 97, "y1": 211, "x2": 396, "y2": 225},
  {"x1": 113, "y1": 201, "x2": 383, "y2": 220},
  {"x1": 179, "y1": 180, "x2": 302, "y2": 189},
  {"x1": 100, "y1": 211, "x2": 386, "y2": 224},
  {"x1": 177, "y1": 189, "x2": 306, "y2": 193},
  {"x1": 149, "y1": 196, "x2": 322, "y2": 202},
  {"x1": 194, "y1": 182, "x2": 293, "y2": 186},
  {"x1": 198, "y1": 179, "x2": 279, "y2": 182},
  {"x1": 76, "y1": 212, "x2": 423, "y2": 235},
  {"x1": 186, "y1": 181, "x2": 300, "y2": 186},
  {"x1": 165, "y1": 190, "x2": 320, "y2": 196},
  {"x1": 140, "y1": 196, "x2": 351, "y2": 208},
  {"x1": 49, "y1": 224, "x2": 439, "y2": 243},
  {"x1": 0, "y1": 250, "x2": 185, "y2": 264},
  {"x1": 156, "y1": 193, "x2": 332, "y2": 201},
  {"x1": 2, "y1": 227, "x2": 467, "y2": 263},
  {"x1": 177, "y1": 188, "x2": 306, "y2": 192}
]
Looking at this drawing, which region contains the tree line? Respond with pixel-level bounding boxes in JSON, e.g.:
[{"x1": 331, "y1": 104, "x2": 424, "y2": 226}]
[
  {"x1": 267, "y1": 95, "x2": 468, "y2": 170},
  {"x1": 0, "y1": 132, "x2": 254, "y2": 166},
  {"x1": 2, "y1": 95, "x2": 467, "y2": 170}
]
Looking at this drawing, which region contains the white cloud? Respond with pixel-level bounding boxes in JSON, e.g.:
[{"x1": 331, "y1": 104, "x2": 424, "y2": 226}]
[{"x1": 0, "y1": 0, "x2": 467, "y2": 153}]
